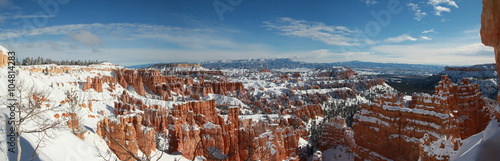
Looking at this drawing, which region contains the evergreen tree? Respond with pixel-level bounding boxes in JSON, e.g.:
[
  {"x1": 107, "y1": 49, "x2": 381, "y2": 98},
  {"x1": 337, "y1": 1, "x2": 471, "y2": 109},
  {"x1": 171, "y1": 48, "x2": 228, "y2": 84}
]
[{"x1": 19, "y1": 57, "x2": 105, "y2": 66}]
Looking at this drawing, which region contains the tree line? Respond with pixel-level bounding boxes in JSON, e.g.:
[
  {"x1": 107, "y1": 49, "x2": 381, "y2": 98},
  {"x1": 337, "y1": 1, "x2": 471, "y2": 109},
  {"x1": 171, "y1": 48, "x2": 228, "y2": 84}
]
[{"x1": 18, "y1": 57, "x2": 105, "y2": 66}]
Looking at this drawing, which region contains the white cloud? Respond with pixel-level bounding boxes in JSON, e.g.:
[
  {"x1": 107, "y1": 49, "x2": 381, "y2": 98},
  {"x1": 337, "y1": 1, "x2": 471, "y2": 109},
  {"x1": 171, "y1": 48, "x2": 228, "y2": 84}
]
[
  {"x1": 8, "y1": 41, "x2": 275, "y2": 66},
  {"x1": 428, "y1": 0, "x2": 458, "y2": 16},
  {"x1": 68, "y1": 30, "x2": 103, "y2": 47},
  {"x1": 9, "y1": 39, "x2": 494, "y2": 66},
  {"x1": 263, "y1": 17, "x2": 360, "y2": 46},
  {"x1": 428, "y1": 0, "x2": 458, "y2": 8},
  {"x1": 422, "y1": 29, "x2": 437, "y2": 34},
  {"x1": 312, "y1": 49, "x2": 372, "y2": 58},
  {"x1": 11, "y1": 14, "x2": 55, "y2": 19},
  {"x1": 420, "y1": 36, "x2": 432, "y2": 40},
  {"x1": 0, "y1": 23, "x2": 241, "y2": 49},
  {"x1": 384, "y1": 34, "x2": 417, "y2": 43},
  {"x1": 370, "y1": 43, "x2": 494, "y2": 65},
  {"x1": 407, "y1": 0, "x2": 458, "y2": 21},
  {"x1": 363, "y1": 0, "x2": 378, "y2": 6},
  {"x1": 407, "y1": 3, "x2": 427, "y2": 21},
  {"x1": 373, "y1": 43, "x2": 492, "y2": 55},
  {"x1": 434, "y1": 6, "x2": 451, "y2": 16}
]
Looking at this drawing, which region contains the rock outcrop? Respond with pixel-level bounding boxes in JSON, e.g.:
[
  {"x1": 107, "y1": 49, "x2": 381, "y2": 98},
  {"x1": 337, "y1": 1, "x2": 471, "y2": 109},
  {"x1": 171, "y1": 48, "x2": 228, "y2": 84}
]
[
  {"x1": 202, "y1": 82, "x2": 245, "y2": 95},
  {"x1": 83, "y1": 76, "x2": 118, "y2": 92},
  {"x1": 0, "y1": 50, "x2": 7, "y2": 67},
  {"x1": 98, "y1": 91, "x2": 311, "y2": 160},
  {"x1": 114, "y1": 69, "x2": 147, "y2": 95},
  {"x1": 319, "y1": 117, "x2": 354, "y2": 151},
  {"x1": 112, "y1": 69, "x2": 244, "y2": 100},
  {"x1": 164, "y1": 100, "x2": 303, "y2": 160},
  {"x1": 22, "y1": 63, "x2": 121, "y2": 74},
  {"x1": 350, "y1": 76, "x2": 491, "y2": 160},
  {"x1": 97, "y1": 115, "x2": 156, "y2": 161},
  {"x1": 316, "y1": 67, "x2": 357, "y2": 79},
  {"x1": 481, "y1": 0, "x2": 500, "y2": 81}
]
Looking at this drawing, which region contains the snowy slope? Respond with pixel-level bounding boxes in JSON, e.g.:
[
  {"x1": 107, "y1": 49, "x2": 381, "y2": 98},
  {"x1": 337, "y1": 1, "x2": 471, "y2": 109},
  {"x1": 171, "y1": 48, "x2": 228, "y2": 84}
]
[
  {"x1": 452, "y1": 117, "x2": 500, "y2": 161},
  {"x1": 0, "y1": 59, "x2": 194, "y2": 161}
]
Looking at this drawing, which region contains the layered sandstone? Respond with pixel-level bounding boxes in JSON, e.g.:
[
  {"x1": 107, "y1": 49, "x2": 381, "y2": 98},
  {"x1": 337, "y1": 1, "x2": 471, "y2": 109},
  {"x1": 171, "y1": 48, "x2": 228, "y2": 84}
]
[
  {"x1": 113, "y1": 69, "x2": 243, "y2": 100},
  {"x1": 481, "y1": 0, "x2": 500, "y2": 81},
  {"x1": 96, "y1": 115, "x2": 156, "y2": 161},
  {"x1": 233, "y1": 115, "x2": 303, "y2": 161},
  {"x1": 203, "y1": 82, "x2": 245, "y2": 95},
  {"x1": 114, "y1": 69, "x2": 147, "y2": 95},
  {"x1": 98, "y1": 91, "x2": 311, "y2": 160},
  {"x1": 83, "y1": 76, "x2": 117, "y2": 92},
  {"x1": 165, "y1": 100, "x2": 302, "y2": 160},
  {"x1": 351, "y1": 76, "x2": 491, "y2": 160},
  {"x1": 319, "y1": 117, "x2": 354, "y2": 151},
  {"x1": 481, "y1": 0, "x2": 500, "y2": 48},
  {"x1": 455, "y1": 79, "x2": 492, "y2": 139}
]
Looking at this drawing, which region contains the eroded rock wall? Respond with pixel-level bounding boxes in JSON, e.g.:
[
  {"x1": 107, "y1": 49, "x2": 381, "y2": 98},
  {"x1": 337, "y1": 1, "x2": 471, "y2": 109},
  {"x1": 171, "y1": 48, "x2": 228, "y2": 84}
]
[
  {"x1": 97, "y1": 90, "x2": 318, "y2": 160},
  {"x1": 481, "y1": 0, "x2": 500, "y2": 81},
  {"x1": 351, "y1": 76, "x2": 491, "y2": 161}
]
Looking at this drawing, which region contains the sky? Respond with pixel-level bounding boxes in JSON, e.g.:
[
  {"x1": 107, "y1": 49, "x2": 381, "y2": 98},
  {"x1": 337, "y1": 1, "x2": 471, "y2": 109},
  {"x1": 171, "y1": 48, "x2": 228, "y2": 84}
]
[{"x1": 0, "y1": 0, "x2": 494, "y2": 66}]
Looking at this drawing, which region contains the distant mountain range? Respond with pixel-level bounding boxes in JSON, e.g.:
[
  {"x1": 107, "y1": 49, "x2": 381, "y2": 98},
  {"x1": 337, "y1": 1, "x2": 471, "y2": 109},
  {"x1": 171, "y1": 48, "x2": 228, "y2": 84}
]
[{"x1": 129, "y1": 58, "x2": 446, "y2": 75}]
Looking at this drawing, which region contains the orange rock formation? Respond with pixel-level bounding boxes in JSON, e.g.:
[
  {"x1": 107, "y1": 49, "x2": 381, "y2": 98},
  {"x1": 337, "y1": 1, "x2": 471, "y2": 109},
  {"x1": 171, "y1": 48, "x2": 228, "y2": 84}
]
[
  {"x1": 0, "y1": 50, "x2": 7, "y2": 67},
  {"x1": 97, "y1": 90, "x2": 321, "y2": 160},
  {"x1": 481, "y1": 0, "x2": 500, "y2": 80},
  {"x1": 350, "y1": 76, "x2": 491, "y2": 160}
]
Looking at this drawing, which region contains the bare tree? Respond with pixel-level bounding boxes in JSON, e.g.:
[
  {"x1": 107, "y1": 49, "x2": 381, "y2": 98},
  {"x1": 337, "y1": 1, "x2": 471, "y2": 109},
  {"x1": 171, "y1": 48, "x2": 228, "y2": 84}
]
[
  {"x1": 93, "y1": 140, "x2": 119, "y2": 161},
  {"x1": 13, "y1": 79, "x2": 61, "y2": 161},
  {"x1": 96, "y1": 126, "x2": 168, "y2": 161},
  {"x1": 191, "y1": 134, "x2": 239, "y2": 161},
  {"x1": 65, "y1": 90, "x2": 88, "y2": 138}
]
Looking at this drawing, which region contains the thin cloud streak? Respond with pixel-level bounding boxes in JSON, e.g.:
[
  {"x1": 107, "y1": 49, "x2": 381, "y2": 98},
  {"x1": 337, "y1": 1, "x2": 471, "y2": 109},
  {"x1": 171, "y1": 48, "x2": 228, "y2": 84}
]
[
  {"x1": 263, "y1": 17, "x2": 361, "y2": 46},
  {"x1": 420, "y1": 36, "x2": 432, "y2": 40},
  {"x1": 422, "y1": 29, "x2": 437, "y2": 34},
  {"x1": 0, "y1": 23, "x2": 241, "y2": 49},
  {"x1": 384, "y1": 34, "x2": 417, "y2": 43}
]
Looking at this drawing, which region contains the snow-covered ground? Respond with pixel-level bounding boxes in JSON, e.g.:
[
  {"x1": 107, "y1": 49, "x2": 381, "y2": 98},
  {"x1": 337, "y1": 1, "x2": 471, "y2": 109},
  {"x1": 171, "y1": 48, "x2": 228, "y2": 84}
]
[
  {"x1": 1, "y1": 47, "x2": 498, "y2": 161},
  {"x1": 452, "y1": 117, "x2": 500, "y2": 161}
]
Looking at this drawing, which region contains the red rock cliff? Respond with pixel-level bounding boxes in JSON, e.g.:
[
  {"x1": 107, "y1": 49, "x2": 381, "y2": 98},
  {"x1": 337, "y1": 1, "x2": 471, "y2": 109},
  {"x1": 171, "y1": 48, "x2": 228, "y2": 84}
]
[
  {"x1": 319, "y1": 117, "x2": 354, "y2": 151},
  {"x1": 96, "y1": 115, "x2": 156, "y2": 161},
  {"x1": 351, "y1": 76, "x2": 491, "y2": 161},
  {"x1": 98, "y1": 91, "x2": 307, "y2": 160},
  {"x1": 481, "y1": 0, "x2": 500, "y2": 80}
]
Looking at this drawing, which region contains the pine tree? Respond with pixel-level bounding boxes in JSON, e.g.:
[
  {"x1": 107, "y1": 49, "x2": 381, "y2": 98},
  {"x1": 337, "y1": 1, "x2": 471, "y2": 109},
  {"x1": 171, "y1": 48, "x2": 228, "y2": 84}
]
[
  {"x1": 22, "y1": 57, "x2": 30, "y2": 65},
  {"x1": 36, "y1": 56, "x2": 42, "y2": 65}
]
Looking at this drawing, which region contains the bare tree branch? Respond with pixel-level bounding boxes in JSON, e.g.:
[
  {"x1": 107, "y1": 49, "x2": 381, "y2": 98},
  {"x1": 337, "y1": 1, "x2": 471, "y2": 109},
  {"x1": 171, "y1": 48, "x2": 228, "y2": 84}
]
[{"x1": 102, "y1": 127, "x2": 143, "y2": 161}]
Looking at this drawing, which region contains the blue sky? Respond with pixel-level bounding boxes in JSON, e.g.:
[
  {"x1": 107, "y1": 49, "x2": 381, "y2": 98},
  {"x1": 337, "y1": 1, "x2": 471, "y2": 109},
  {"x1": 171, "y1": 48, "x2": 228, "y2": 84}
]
[{"x1": 0, "y1": 0, "x2": 494, "y2": 66}]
